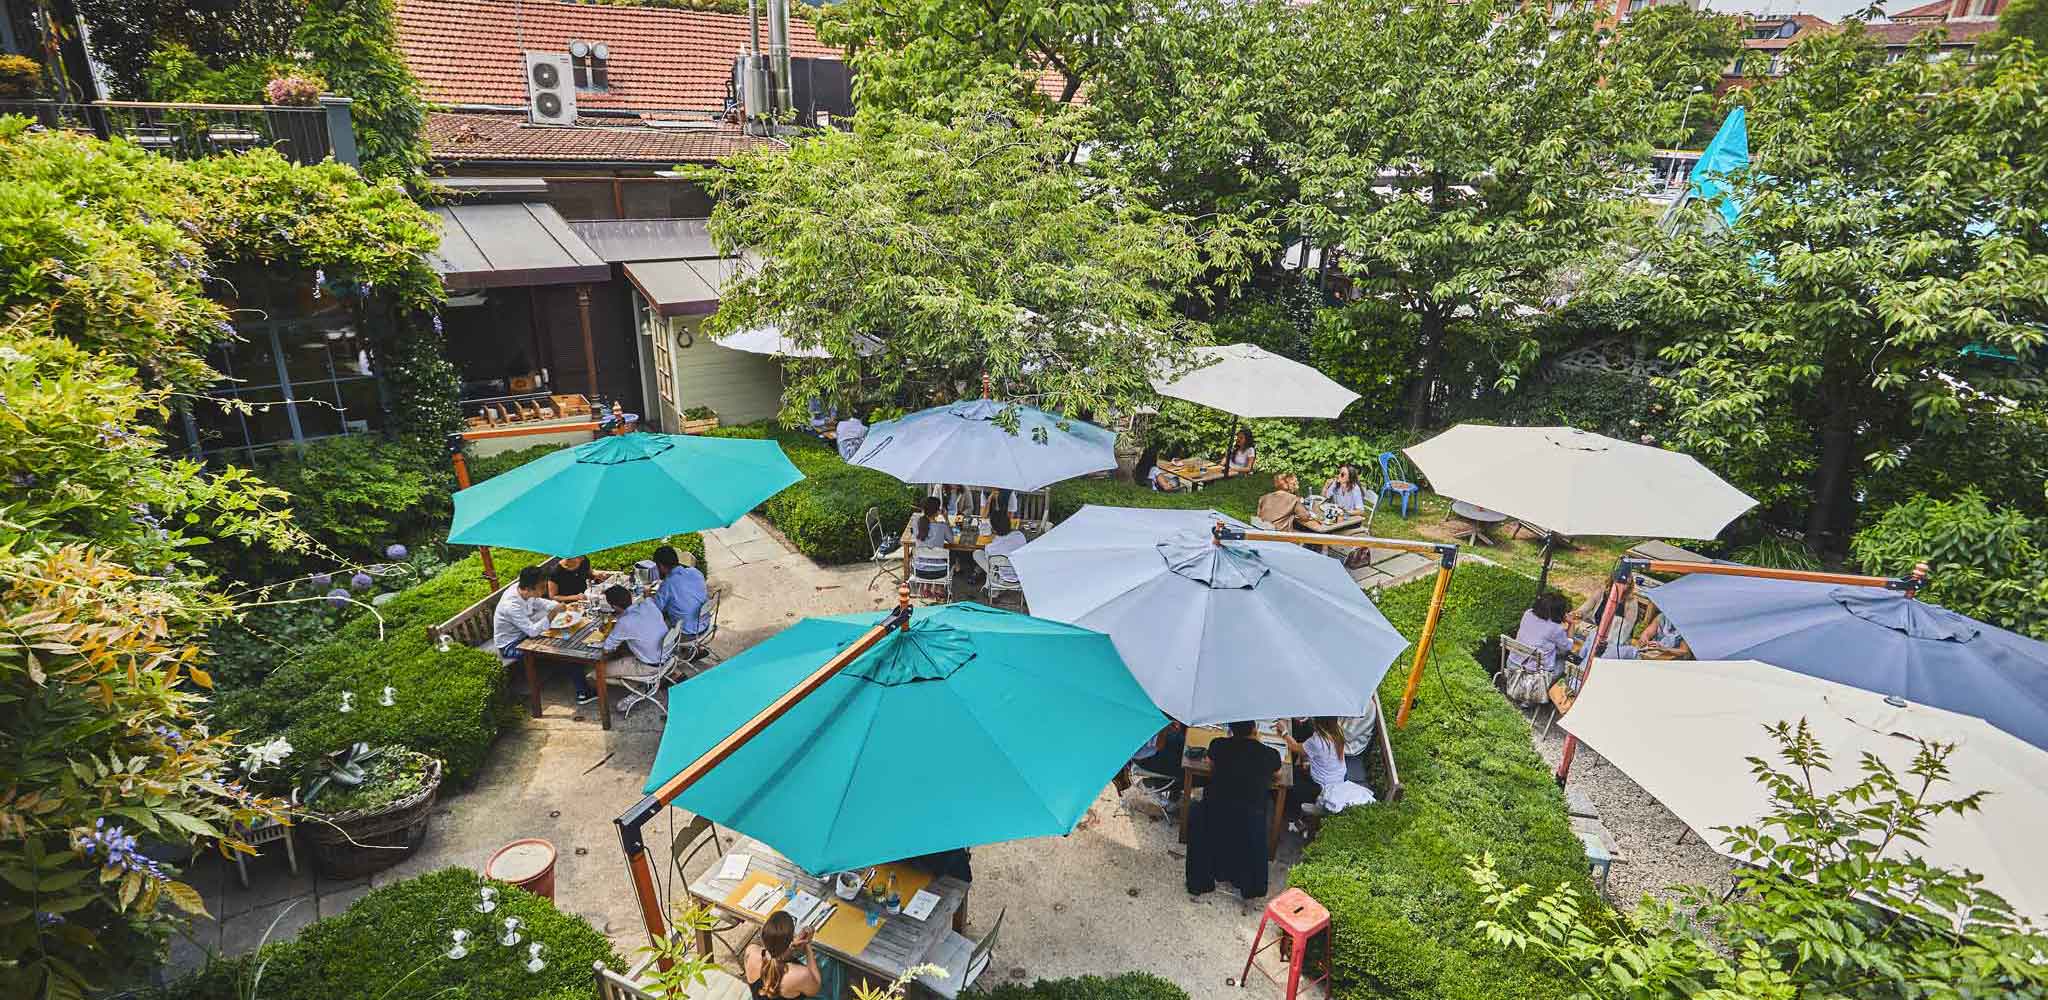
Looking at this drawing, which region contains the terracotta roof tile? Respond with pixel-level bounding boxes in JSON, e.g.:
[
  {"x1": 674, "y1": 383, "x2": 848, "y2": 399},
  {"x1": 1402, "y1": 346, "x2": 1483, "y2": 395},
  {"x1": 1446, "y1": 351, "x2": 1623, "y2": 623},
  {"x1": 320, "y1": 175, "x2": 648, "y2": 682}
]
[
  {"x1": 425, "y1": 110, "x2": 783, "y2": 163},
  {"x1": 396, "y1": 0, "x2": 837, "y2": 112},
  {"x1": 1888, "y1": 0, "x2": 1957, "y2": 19},
  {"x1": 1863, "y1": 18, "x2": 1999, "y2": 44}
]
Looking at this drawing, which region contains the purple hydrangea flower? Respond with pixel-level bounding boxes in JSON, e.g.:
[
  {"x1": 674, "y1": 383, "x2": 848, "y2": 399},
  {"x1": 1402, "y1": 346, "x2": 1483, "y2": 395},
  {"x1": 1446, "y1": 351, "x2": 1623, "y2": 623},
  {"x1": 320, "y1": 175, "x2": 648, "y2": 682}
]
[
  {"x1": 326, "y1": 587, "x2": 352, "y2": 607},
  {"x1": 385, "y1": 543, "x2": 409, "y2": 560},
  {"x1": 309, "y1": 572, "x2": 332, "y2": 589},
  {"x1": 34, "y1": 911, "x2": 63, "y2": 927},
  {"x1": 431, "y1": 314, "x2": 444, "y2": 336},
  {"x1": 74, "y1": 819, "x2": 165, "y2": 881},
  {"x1": 349, "y1": 572, "x2": 374, "y2": 591}
]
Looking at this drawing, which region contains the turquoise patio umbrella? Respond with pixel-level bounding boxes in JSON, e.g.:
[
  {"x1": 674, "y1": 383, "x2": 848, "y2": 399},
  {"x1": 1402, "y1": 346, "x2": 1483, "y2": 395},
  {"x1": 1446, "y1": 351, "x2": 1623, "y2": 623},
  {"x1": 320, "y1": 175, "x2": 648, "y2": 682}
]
[
  {"x1": 448, "y1": 433, "x2": 801, "y2": 556},
  {"x1": 644, "y1": 602, "x2": 1165, "y2": 875}
]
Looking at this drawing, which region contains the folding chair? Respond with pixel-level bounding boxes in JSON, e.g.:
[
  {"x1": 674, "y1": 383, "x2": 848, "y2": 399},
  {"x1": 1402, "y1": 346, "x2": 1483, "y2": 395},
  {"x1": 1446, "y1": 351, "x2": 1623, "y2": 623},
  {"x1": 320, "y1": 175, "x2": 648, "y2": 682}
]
[
  {"x1": 669, "y1": 816, "x2": 759, "y2": 966},
  {"x1": 909, "y1": 546, "x2": 953, "y2": 602},
  {"x1": 674, "y1": 593, "x2": 721, "y2": 672},
  {"x1": 866, "y1": 506, "x2": 903, "y2": 591},
  {"x1": 981, "y1": 553, "x2": 1025, "y2": 609},
  {"x1": 608, "y1": 620, "x2": 688, "y2": 720}
]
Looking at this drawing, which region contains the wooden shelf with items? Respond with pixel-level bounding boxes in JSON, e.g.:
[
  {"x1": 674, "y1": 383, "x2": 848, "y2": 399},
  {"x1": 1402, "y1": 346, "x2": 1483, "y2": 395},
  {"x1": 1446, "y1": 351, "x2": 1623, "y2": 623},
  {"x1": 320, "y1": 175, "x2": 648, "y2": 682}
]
[{"x1": 462, "y1": 392, "x2": 591, "y2": 430}]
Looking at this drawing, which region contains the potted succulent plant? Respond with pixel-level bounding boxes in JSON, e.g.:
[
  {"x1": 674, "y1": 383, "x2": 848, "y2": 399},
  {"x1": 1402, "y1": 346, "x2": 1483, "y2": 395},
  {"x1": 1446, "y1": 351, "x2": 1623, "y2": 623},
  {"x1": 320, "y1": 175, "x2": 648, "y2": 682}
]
[{"x1": 294, "y1": 742, "x2": 444, "y2": 878}]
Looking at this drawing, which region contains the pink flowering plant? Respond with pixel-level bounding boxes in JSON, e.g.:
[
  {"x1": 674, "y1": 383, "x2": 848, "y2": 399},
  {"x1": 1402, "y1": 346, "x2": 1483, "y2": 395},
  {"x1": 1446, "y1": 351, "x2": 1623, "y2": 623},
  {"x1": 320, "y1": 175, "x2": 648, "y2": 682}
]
[{"x1": 264, "y1": 75, "x2": 322, "y2": 107}]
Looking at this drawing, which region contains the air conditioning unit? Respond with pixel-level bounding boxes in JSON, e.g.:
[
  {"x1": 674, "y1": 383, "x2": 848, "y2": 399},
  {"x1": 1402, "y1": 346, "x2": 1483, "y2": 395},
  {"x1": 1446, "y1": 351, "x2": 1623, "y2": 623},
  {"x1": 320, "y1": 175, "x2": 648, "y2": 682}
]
[{"x1": 524, "y1": 52, "x2": 576, "y2": 125}]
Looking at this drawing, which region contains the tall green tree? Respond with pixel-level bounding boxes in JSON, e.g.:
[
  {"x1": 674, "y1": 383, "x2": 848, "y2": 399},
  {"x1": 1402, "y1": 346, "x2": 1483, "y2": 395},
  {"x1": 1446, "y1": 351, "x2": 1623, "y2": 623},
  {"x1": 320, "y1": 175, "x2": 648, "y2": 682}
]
[
  {"x1": 1602, "y1": 5, "x2": 1744, "y2": 148},
  {"x1": 686, "y1": 89, "x2": 1255, "y2": 421},
  {"x1": 1279, "y1": 0, "x2": 1651, "y2": 427},
  {"x1": 1628, "y1": 28, "x2": 2048, "y2": 553},
  {"x1": 816, "y1": 0, "x2": 1125, "y2": 108},
  {"x1": 295, "y1": 0, "x2": 428, "y2": 184},
  {"x1": 73, "y1": 0, "x2": 302, "y2": 98}
]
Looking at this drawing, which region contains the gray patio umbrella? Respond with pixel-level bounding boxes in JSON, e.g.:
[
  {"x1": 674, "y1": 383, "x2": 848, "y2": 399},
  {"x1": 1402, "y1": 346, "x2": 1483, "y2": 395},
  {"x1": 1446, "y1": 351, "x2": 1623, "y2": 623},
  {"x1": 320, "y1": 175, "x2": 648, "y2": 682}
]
[
  {"x1": 1008, "y1": 505, "x2": 1410, "y2": 725},
  {"x1": 848, "y1": 398, "x2": 1117, "y2": 492},
  {"x1": 1644, "y1": 573, "x2": 2048, "y2": 750}
]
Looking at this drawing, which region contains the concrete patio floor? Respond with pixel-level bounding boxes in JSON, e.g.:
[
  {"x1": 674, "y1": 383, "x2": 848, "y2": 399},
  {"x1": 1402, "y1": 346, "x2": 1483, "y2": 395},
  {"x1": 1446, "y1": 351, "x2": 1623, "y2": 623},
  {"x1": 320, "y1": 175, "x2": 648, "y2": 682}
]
[{"x1": 169, "y1": 514, "x2": 1451, "y2": 994}]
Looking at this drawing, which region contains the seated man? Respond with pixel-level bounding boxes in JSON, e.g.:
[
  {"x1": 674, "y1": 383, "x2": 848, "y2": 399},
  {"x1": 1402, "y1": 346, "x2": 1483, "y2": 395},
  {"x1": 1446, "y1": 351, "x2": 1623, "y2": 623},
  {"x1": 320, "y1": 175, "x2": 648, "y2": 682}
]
[
  {"x1": 835, "y1": 413, "x2": 867, "y2": 460},
  {"x1": 974, "y1": 508, "x2": 1029, "y2": 584},
  {"x1": 651, "y1": 545, "x2": 710, "y2": 645},
  {"x1": 1255, "y1": 473, "x2": 1312, "y2": 531},
  {"x1": 1186, "y1": 721, "x2": 1282, "y2": 899},
  {"x1": 1127, "y1": 720, "x2": 1186, "y2": 797},
  {"x1": 592, "y1": 585, "x2": 670, "y2": 711},
  {"x1": 493, "y1": 566, "x2": 591, "y2": 703}
]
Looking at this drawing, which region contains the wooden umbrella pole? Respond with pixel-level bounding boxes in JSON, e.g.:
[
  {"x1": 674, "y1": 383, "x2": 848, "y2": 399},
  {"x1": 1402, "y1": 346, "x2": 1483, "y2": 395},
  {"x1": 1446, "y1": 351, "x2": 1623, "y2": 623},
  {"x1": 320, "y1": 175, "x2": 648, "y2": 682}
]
[
  {"x1": 616, "y1": 588, "x2": 915, "y2": 950},
  {"x1": 447, "y1": 435, "x2": 499, "y2": 591},
  {"x1": 1553, "y1": 557, "x2": 1932, "y2": 784},
  {"x1": 1216, "y1": 525, "x2": 1460, "y2": 728}
]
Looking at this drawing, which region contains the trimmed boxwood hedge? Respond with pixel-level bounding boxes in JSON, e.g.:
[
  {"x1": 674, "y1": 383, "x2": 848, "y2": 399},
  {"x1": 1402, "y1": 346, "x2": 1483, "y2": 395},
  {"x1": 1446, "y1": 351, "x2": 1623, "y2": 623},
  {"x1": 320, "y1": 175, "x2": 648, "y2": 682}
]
[
  {"x1": 1288, "y1": 562, "x2": 1588, "y2": 1000},
  {"x1": 212, "y1": 535, "x2": 706, "y2": 784},
  {"x1": 150, "y1": 868, "x2": 620, "y2": 1000},
  {"x1": 983, "y1": 973, "x2": 1190, "y2": 999},
  {"x1": 1044, "y1": 475, "x2": 1266, "y2": 523},
  {"x1": 706, "y1": 424, "x2": 915, "y2": 564}
]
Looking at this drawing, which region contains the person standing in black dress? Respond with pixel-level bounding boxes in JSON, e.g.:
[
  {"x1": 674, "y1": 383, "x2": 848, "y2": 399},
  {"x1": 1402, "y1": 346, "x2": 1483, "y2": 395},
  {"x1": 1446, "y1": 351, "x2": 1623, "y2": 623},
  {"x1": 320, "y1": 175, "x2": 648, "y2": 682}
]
[{"x1": 1186, "y1": 720, "x2": 1282, "y2": 899}]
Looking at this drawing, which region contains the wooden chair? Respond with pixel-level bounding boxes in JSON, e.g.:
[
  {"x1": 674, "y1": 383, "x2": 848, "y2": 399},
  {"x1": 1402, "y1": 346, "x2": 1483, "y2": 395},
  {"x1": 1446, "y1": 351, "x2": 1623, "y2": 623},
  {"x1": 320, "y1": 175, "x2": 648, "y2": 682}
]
[
  {"x1": 915, "y1": 907, "x2": 1005, "y2": 999},
  {"x1": 669, "y1": 816, "x2": 759, "y2": 965}
]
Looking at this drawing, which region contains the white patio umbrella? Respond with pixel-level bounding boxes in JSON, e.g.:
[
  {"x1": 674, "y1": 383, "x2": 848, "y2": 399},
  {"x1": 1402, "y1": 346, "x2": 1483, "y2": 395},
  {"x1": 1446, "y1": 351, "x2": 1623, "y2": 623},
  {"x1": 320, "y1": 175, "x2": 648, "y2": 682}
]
[
  {"x1": 1150, "y1": 344, "x2": 1359, "y2": 479},
  {"x1": 1403, "y1": 424, "x2": 1756, "y2": 589},
  {"x1": 714, "y1": 322, "x2": 878, "y2": 359},
  {"x1": 1150, "y1": 343, "x2": 1360, "y2": 420},
  {"x1": 1563, "y1": 657, "x2": 2048, "y2": 923},
  {"x1": 1008, "y1": 505, "x2": 1410, "y2": 725}
]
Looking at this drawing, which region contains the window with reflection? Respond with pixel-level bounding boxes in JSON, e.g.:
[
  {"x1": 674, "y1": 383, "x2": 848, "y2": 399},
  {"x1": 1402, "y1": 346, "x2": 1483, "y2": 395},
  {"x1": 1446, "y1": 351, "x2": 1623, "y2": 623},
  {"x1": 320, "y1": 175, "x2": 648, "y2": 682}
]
[{"x1": 186, "y1": 268, "x2": 386, "y2": 460}]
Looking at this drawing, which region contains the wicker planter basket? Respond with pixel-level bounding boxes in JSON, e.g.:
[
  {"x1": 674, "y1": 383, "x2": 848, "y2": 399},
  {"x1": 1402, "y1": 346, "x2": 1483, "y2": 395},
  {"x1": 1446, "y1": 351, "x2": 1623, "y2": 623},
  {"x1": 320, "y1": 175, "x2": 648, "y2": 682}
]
[{"x1": 302, "y1": 756, "x2": 443, "y2": 879}]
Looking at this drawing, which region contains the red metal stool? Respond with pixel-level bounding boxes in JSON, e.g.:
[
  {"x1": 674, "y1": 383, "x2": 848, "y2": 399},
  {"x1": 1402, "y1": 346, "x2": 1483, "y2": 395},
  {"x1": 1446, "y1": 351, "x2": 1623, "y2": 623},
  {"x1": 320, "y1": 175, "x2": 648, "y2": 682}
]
[{"x1": 1240, "y1": 888, "x2": 1331, "y2": 999}]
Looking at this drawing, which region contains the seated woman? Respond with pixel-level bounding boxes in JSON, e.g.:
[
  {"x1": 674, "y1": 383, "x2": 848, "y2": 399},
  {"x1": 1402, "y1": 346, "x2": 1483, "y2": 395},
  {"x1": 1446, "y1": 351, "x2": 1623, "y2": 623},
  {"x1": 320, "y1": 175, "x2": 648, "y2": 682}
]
[
  {"x1": 1504, "y1": 593, "x2": 1577, "y2": 706},
  {"x1": 1225, "y1": 428, "x2": 1257, "y2": 477},
  {"x1": 546, "y1": 553, "x2": 597, "y2": 602},
  {"x1": 743, "y1": 911, "x2": 824, "y2": 998},
  {"x1": 1634, "y1": 606, "x2": 1693, "y2": 658},
  {"x1": 975, "y1": 508, "x2": 1029, "y2": 584},
  {"x1": 1255, "y1": 473, "x2": 1311, "y2": 531},
  {"x1": 1322, "y1": 464, "x2": 1369, "y2": 512},
  {"x1": 909, "y1": 497, "x2": 955, "y2": 581},
  {"x1": 1296, "y1": 717, "x2": 1375, "y2": 814}
]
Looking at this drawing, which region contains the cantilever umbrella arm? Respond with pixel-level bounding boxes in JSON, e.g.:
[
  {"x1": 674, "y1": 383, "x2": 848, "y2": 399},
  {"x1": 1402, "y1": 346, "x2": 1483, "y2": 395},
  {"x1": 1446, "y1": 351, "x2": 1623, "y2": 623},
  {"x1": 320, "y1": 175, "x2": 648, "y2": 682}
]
[
  {"x1": 614, "y1": 589, "x2": 916, "y2": 956},
  {"x1": 1553, "y1": 557, "x2": 1932, "y2": 785},
  {"x1": 1213, "y1": 524, "x2": 1459, "y2": 729}
]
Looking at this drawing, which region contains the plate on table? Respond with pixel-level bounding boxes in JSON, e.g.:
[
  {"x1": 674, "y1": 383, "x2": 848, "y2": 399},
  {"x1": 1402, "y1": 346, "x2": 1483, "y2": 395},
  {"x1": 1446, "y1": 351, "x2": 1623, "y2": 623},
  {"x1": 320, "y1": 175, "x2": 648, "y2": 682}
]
[{"x1": 549, "y1": 610, "x2": 585, "y2": 631}]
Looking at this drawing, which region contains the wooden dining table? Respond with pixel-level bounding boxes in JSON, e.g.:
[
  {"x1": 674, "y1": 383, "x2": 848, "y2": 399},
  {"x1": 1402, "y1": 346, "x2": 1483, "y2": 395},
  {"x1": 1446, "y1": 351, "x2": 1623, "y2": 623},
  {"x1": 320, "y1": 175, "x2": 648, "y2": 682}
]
[
  {"x1": 898, "y1": 515, "x2": 1046, "y2": 581},
  {"x1": 515, "y1": 613, "x2": 619, "y2": 730},
  {"x1": 1156, "y1": 456, "x2": 1229, "y2": 488},
  {"x1": 686, "y1": 836, "x2": 969, "y2": 986},
  {"x1": 1177, "y1": 727, "x2": 1296, "y2": 861}
]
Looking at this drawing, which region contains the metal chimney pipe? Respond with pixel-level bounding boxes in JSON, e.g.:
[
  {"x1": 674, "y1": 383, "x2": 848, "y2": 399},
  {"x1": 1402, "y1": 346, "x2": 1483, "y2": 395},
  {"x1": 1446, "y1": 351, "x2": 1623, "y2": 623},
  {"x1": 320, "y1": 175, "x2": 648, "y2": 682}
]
[{"x1": 767, "y1": 0, "x2": 793, "y2": 121}]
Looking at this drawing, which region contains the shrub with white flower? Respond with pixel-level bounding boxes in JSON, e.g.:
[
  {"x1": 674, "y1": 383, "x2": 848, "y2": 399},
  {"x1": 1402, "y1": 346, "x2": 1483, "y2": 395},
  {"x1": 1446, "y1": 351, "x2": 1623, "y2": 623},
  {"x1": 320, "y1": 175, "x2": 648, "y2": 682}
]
[{"x1": 244, "y1": 736, "x2": 294, "y2": 777}]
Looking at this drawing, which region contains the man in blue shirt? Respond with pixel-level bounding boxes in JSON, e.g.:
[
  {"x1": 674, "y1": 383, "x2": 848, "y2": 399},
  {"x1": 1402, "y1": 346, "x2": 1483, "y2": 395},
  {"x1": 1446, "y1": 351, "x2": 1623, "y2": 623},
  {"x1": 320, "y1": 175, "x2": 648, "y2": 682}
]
[{"x1": 651, "y1": 544, "x2": 709, "y2": 642}]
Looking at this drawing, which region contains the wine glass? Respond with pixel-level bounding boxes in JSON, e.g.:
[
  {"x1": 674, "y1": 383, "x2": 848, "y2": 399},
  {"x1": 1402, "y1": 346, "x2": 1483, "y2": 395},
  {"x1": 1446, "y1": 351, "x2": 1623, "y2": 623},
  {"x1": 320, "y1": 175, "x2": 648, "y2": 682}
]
[
  {"x1": 524, "y1": 942, "x2": 546, "y2": 973},
  {"x1": 500, "y1": 916, "x2": 523, "y2": 947},
  {"x1": 446, "y1": 929, "x2": 470, "y2": 960},
  {"x1": 475, "y1": 886, "x2": 497, "y2": 914}
]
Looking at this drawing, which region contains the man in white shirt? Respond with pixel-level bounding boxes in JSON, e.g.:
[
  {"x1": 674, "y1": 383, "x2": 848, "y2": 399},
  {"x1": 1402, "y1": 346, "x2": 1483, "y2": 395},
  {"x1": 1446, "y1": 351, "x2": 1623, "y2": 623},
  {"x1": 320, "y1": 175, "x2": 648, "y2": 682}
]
[
  {"x1": 593, "y1": 585, "x2": 671, "y2": 712},
  {"x1": 976, "y1": 508, "x2": 1029, "y2": 585},
  {"x1": 836, "y1": 414, "x2": 867, "y2": 460},
  {"x1": 493, "y1": 566, "x2": 586, "y2": 702}
]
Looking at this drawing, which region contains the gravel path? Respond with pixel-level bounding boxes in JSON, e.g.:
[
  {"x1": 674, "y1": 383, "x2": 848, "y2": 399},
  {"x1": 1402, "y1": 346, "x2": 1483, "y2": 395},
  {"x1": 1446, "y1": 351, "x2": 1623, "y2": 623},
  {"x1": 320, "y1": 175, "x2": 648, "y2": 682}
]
[{"x1": 1533, "y1": 724, "x2": 1737, "y2": 909}]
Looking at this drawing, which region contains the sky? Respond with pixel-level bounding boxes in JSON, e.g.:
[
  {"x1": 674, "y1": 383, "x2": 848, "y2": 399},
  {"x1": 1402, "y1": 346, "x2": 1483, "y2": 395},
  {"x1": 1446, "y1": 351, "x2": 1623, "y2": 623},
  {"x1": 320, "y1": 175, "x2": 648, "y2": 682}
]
[{"x1": 1702, "y1": 0, "x2": 1899, "y2": 23}]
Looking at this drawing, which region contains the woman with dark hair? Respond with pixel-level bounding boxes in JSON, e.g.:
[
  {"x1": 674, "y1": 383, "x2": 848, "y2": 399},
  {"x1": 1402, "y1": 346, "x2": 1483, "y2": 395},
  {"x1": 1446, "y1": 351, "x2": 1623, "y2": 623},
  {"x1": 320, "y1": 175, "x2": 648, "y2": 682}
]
[
  {"x1": 910, "y1": 495, "x2": 953, "y2": 581},
  {"x1": 1135, "y1": 443, "x2": 1186, "y2": 492},
  {"x1": 1504, "y1": 593, "x2": 1578, "y2": 706},
  {"x1": 743, "y1": 911, "x2": 821, "y2": 998},
  {"x1": 1225, "y1": 428, "x2": 1257, "y2": 476},
  {"x1": 1300, "y1": 716, "x2": 1375, "y2": 814}
]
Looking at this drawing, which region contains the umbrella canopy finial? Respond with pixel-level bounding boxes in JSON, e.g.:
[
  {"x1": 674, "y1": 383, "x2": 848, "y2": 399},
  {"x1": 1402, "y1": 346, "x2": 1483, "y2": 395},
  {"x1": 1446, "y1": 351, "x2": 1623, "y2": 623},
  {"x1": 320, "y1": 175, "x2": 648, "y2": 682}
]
[
  {"x1": 1909, "y1": 562, "x2": 1931, "y2": 597},
  {"x1": 897, "y1": 585, "x2": 912, "y2": 629},
  {"x1": 981, "y1": 373, "x2": 992, "y2": 399}
]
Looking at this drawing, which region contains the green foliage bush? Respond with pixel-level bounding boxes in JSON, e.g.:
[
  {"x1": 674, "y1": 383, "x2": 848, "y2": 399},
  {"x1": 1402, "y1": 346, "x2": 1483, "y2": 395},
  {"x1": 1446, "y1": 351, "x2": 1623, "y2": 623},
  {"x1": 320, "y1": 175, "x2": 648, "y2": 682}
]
[
  {"x1": 1289, "y1": 562, "x2": 1586, "y2": 1000},
  {"x1": 1310, "y1": 299, "x2": 1419, "y2": 430},
  {"x1": 982, "y1": 973, "x2": 1190, "y2": 999},
  {"x1": 143, "y1": 41, "x2": 313, "y2": 103},
  {"x1": 1851, "y1": 490, "x2": 2048, "y2": 640},
  {"x1": 259, "y1": 436, "x2": 446, "y2": 561},
  {"x1": 1045, "y1": 474, "x2": 1265, "y2": 523},
  {"x1": 1454, "y1": 370, "x2": 1672, "y2": 442},
  {"x1": 150, "y1": 868, "x2": 621, "y2": 1000},
  {"x1": 295, "y1": 0, "x2": 429, "y2": 184},
  {"x1": 707, "y1": 424, "x2": 914, "y2": 564},
  {"x1": 0, "y1": 53, "x2": 43, "y2": 98}
]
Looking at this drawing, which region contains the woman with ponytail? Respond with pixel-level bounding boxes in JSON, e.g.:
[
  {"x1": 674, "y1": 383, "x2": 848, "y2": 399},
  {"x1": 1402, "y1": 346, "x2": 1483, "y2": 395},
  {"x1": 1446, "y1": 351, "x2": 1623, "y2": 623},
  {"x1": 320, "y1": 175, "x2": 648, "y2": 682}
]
[{"x1": 743, "y1": 910, "x2": 822, "y2": 997}]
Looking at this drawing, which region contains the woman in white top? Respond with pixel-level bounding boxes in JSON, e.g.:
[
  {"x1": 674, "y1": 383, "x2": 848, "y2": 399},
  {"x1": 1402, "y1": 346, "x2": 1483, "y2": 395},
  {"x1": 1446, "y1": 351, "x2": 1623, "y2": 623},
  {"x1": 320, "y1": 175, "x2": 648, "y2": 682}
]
[
  {"x1": 1322, "y1": 464, "x2": 1368, "y2": 512},
  {"x1": 1225, "y1": 428, "x2": 1256, "y2": 476},
  {"x1": 978, "y1": 508, "x2": 1028, "y2": 584},
  {"x1": 1294, "y1": 717, "x2": 1375, "y2": 814},
  {"x1": 910, "y1": 496, "x2": 954, "y2": 579}
]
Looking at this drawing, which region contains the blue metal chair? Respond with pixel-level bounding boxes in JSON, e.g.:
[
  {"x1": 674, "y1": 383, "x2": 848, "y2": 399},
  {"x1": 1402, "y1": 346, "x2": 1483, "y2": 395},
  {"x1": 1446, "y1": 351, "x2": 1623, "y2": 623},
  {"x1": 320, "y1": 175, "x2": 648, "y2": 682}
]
[{"x1": 1376, "y1": 452, "x2": 1419, "y2": 518}]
